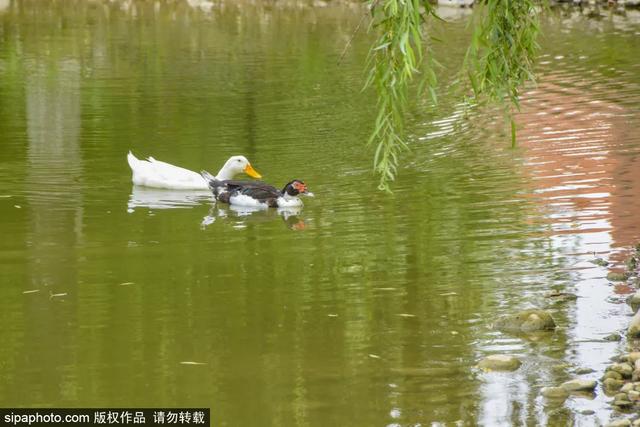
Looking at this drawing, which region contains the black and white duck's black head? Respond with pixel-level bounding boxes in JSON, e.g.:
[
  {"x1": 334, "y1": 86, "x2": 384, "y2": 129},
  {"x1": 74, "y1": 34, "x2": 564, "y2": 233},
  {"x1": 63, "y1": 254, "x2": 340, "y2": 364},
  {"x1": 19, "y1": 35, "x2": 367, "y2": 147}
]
[{"x1": 282, "y1": 180, "x2": 314, "y2": 198}]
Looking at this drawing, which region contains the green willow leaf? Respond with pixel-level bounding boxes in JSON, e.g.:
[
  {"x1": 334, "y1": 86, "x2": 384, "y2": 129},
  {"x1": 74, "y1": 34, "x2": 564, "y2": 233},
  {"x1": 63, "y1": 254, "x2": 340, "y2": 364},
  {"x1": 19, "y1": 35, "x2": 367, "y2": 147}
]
[
  {"x1": 365, "y1": 0, "x2": 542, "y2": 191},
  {"x1": 365, "y1": 0, "x2": 438, "y2": 191},
  {"x1": 464, "y1": 0, "x2": 542, "y2": 147}
]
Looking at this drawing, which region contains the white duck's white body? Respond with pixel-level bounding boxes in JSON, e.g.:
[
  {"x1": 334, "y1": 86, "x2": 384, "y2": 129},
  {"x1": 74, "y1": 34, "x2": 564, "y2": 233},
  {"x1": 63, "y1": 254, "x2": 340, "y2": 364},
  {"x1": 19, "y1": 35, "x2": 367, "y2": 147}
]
[{"x1": 127, "y1": 152, "x2": 260, "y2": 190}]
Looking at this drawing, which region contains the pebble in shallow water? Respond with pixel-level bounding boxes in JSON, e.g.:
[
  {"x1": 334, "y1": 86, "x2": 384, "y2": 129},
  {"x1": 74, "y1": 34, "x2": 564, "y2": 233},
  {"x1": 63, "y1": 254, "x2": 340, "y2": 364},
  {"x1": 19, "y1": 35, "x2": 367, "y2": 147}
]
[
  {"x1": 605, "y1": 333, "x2": 623, "y2": 342},
  {"x1": 604, "y1": 371, "x2": 624, "y2": 381},
  {"x1": 610, "y1": 363, "x2": 634, "y2": 379},
  {"x1": 493, "y1": 309, "x2": 557, "y2": 332},
  {"x1": 561, "y1": 379, "x2": 597, "y2": 392},
  {"x1": 625, "y1": 353, "x2": 640, "y2": 364},
  {"x1": 627, "y1": 291, "x2": 640, "y2": 306},
  {"x1": 604, "y1": 378, "x2": 625, "y2": 393},
  {"x1": 608, "y1": 271, "x2": 631, "y2": 282},
  {"x1": 477, "y1": 354, "x2": 522, "y2": 371},
  {"x1": 541, "y1": 386, "x2": 569, "y2": 399},
  {"x1": 621, "y1": 383, "x2": 634, "y2": 393},
  {"x1": 602, "y1": 351, "x2": 640, "y2": 412}
]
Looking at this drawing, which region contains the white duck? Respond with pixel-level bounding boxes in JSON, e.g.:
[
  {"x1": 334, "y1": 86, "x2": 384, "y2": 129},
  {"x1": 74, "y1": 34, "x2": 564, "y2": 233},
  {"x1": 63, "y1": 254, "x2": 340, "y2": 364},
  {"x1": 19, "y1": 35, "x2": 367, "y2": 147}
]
[{"x1": 127, "y1": 151, "x2": 261, "y2": 190}]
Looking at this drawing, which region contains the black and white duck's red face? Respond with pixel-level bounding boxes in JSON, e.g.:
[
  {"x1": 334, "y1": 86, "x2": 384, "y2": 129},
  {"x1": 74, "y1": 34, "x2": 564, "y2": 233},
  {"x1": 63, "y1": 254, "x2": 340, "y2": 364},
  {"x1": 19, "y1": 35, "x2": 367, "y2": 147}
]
[{"x1": 284, "y1": 180, "x2": 314, "y2": 197}]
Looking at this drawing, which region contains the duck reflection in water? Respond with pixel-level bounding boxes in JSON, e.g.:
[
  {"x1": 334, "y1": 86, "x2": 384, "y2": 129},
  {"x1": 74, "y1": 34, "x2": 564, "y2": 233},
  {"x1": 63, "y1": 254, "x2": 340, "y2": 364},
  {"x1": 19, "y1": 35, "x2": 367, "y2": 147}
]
[
  {"x1": 201, "y1": 204, "x2": 307, "y2": 231},
  {"x1": 127, "y1": 186, "x2": 212, "y2": 212},
  {"x1": 127, "y1": 186, "x2": 307, "y2": 230}
]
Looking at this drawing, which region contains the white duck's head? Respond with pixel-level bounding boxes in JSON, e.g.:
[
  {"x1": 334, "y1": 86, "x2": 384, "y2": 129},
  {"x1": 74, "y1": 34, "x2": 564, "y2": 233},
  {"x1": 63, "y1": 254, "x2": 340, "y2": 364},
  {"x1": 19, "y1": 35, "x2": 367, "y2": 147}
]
[{"x1": 216, "y1": 156, "x2": 262, "y2": 180}]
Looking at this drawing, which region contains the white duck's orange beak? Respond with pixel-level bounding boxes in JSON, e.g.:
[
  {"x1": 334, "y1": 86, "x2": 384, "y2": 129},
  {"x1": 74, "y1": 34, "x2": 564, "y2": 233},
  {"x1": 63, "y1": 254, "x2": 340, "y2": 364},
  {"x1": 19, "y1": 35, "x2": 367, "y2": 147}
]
[{"x1": 244, "y1": 163, "x2": 262, "y2": 179}]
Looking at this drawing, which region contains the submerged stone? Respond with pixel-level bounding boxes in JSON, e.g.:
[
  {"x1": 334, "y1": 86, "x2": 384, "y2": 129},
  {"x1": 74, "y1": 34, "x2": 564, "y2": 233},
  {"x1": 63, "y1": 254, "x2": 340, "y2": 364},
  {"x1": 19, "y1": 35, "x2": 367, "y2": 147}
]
[
  {"x1": 606, "y1": 420, "x2": 631, "y2": 427},
  {"x1": 494, "y1": 309, "x2": 557, "y2": 332},
  {"x1": 571, "y1": 390, "x2": 596, "y2": 400},
  {"x1": 609, "y1": 272, "x2": 631, "y2": 282},
  {"x1": 591, "y1": 258, "x2": 610, "y2": 267},
  {"x1": 560, "y1": 379, "x2": 597, "y2": 392},
  {"x1": 545, "y1": 291, "x2": 578, "y2": 303},
  {"x1": 478, "y1": 354, "x2": 522, "y2": 372},
  {"x1": 541, "y1": 386, "x2": 569, "y2": 399},
  {"x1": 605, "y1": 333, "x2": 623, "y2": 342},
  {"x1": 575, "y1": 367, "x2": 596, "y2": 375}
]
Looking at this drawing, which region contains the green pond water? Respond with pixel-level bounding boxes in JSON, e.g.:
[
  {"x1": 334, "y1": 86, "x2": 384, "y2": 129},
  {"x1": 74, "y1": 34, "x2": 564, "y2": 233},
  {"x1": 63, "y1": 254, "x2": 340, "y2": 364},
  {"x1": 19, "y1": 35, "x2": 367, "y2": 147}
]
[{"x1": 1, "y1": 1, "x2": 640, "y2": 425}]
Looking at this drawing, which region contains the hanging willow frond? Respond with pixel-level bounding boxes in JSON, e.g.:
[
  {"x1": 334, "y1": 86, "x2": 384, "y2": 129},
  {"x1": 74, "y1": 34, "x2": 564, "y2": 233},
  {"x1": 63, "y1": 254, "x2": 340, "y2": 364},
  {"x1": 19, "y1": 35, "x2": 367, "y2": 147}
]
[
  {"x1": 365, "y1": 0, "x2": 438, "y2": 192},
  {"x1": 364, "y1": 1, "x2": 542, "y2": 191},
  {"x1": 465, "y1": 0, "x2": 542, "y2": 146}
]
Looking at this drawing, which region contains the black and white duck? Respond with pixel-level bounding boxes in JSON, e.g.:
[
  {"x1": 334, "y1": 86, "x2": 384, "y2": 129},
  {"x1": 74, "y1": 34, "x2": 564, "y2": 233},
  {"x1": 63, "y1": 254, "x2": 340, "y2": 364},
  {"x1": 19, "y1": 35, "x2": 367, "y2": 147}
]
[{"x1": 201, "y1": 171, "x2": 314, "y2": 208}]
